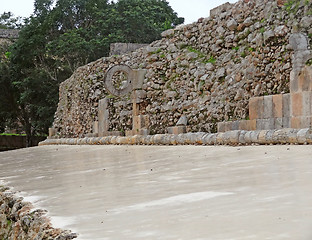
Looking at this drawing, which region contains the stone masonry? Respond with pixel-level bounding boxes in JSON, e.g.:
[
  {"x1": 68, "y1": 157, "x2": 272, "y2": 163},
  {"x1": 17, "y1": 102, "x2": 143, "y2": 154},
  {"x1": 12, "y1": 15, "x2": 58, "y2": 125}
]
[
  {"x1": 218, "y1": 33, "x2": 312, "y2": 132},
  {"x1": 52, "y1": 0, "x2": 312, "y2": 138}
]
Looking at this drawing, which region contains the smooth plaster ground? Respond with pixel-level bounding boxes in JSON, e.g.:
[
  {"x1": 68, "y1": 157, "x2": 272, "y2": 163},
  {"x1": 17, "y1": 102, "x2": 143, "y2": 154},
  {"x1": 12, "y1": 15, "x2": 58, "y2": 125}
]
[{"x1": 0, "y1": 145, "x2": 312, "y2": 239}]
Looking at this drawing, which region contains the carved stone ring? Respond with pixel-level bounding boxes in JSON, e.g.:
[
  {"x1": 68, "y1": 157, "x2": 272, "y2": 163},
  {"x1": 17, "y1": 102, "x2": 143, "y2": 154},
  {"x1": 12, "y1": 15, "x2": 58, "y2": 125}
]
[{"x1": 104, "y1": 65, "x2": 134, "y2": 97}]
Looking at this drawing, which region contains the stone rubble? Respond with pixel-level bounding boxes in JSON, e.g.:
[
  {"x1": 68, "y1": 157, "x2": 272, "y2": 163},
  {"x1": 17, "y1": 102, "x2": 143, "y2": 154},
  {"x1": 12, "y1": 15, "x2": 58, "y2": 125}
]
[
  {"x1": 0, "y1": 186, "x2": 77, "y2": 240},
  {"x1": 52, "y1": 0, "x2": 312, "y2": 138}
]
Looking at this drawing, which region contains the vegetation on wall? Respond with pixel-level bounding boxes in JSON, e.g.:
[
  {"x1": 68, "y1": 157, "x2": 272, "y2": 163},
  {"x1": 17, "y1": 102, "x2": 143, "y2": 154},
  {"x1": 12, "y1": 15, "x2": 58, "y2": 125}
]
[{"x1": 0, "y1": 0, "x2": 184, "y2": 146}]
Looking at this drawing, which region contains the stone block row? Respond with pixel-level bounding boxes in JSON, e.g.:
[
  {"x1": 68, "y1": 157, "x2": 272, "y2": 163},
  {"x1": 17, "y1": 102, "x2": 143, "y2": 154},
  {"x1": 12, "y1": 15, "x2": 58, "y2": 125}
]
[
  {"x1": 249, "y1": 94, "x2": 290, "y2": 120},
  {"x1": 40, "y1": 128, "x2": 312, "y2": 146},
  {"x1": 249, "y1": 92, "x2": 312, "y2": 120}
]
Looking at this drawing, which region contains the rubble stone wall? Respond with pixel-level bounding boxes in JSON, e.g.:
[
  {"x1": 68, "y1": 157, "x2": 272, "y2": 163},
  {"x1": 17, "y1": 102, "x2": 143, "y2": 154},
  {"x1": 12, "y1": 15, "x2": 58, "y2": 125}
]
[
  {"x1": 53, "y1": 0, "x2": 312, "y2": 138},
  {"x1": 0, "y1": 186, "x2": 77, "y2": 239}
]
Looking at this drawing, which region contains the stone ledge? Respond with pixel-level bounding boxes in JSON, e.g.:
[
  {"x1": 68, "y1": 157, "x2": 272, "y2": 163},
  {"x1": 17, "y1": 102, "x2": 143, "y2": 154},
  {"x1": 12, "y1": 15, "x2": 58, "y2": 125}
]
[{"x1": 39, "y1": 128, "x2": 312, "y2": 146}]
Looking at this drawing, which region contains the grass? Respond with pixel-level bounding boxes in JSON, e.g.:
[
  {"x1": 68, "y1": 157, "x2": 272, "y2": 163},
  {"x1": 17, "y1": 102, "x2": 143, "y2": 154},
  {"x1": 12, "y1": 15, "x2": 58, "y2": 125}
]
[{"x1": 0, "y1": 133, "x2": 26, "y2": 136}]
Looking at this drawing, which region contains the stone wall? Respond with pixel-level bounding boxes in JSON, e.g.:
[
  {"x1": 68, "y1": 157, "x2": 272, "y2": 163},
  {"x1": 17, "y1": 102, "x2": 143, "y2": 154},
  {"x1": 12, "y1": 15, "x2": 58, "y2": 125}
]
[
  {"x1": 0, "y1": 186, "x2": 77, "y2": 239},
  {"x1": 0, "y1": 29, "x2": 19, "y2": 39},
  {"x1": 109, "y1": 43, "x2": 148, "y2": 56},
  {"x1": 53, "y1": 0, "x2": 312, "y2": 138}
]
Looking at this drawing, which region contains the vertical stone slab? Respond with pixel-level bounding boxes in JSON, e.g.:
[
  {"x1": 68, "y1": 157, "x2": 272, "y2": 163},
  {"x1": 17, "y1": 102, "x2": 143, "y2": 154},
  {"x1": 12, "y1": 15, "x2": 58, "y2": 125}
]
[
  {"x1": 49, "y1": 128, "x2": 56, "y2": 138},
  {"x1": 302, "y1": 91, "x2": 312, "y2": 116},
  {"x1": 272, "y1": 94, "x2": 283, "y2": 118},
  {"x1": 239, "y1": 120, "x2": 257, "y2": 131},
  {"x1": 297, "y1": 65, "x2": 312, "y2": 92},
  {"x1": 132, "y1": 69, "x2": 147, "y2": 90},
  {"x1": 291, "y1": 117, "x2": 312, "y2": 129},
  {"x1": 282, "y1": 117, "x2": 291, "y2": 128},
  {"x1": 282, "y1": 94, "x2": 290, "y2": 118},
  {"x1": 263, "y1": 95, "x2": 273, "y2": 119},
  {"x1": 249, "y1": 97, "x2": 264, "y2": 120},
  {"x1": 98, "y1": 98, "x2": 109, "y2": 136},
  {"x1": 290, "y1": 70, "x2": 299, "y2": 93},
  {"x1": 93, "y1": 121, "x2": 99, "y2": 134},
  {"x1": 291, "y1": 93, "x2": 303, "y2": 117}
]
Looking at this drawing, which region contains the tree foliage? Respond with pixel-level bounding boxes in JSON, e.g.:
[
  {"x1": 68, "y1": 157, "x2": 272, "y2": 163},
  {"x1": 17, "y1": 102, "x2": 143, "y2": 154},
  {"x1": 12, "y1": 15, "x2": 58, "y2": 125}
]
[
  {"x1": 0, "y1": 12, "x2": 24, "y2": 29},
  {"x1": 0, "y1": 0, "x2": 184, "y2": 145}
]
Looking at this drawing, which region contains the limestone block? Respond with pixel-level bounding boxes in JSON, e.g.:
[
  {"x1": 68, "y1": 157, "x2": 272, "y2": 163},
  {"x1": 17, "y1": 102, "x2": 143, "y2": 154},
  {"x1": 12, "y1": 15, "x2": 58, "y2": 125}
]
[
  {"x1": 224, "y1": 122, "x2": 232, "y2": 132},
  {"x1": 297, "y1": 66, "x2": 312, "y2": 92},
  {"x1": 48, "y1": 128, "x2": 56, "y2": 137},
  {"x1": 291, "y1": 92, "x2": 312, "y2": 117},
  {"x1": 272, "y1": 94, "x2": 283, "y2": 118},
  {"x1": 168, "y1": 126, "x2": 187, "y2": 135},
  {"x1": 239, "y1": 120, "x2": 257, "y2": 131},
  {"x1": 256, "y1": 118, "x2": 275, "y2": 130},
  {"x1": 217, "y1": 122, "x2": 226, "y2": 133},
  {"x1": 282, "y1": 117, "x2": 291, "y2": 128},
  {"x1": 263, "y1": 95, "x2": 273, "y2": 119},
  {"x1": 291, "y1": 93, "x2": 303, "y2": 117},
  {"x1": 93, "y1": 121, "x2": 99, "y2": 134},
  {"x1": 282, "y1": 94, "x2": 291, "y2": 118},
  {"x1": 98, "y1": 98, "x2": 109, "y2": 134},
  {"x1": 231, "y1": 121, "x2": 239, "y2": 131},
  {"x1": 291, "y1": 116, "x2": 312, "y2": 129},
  {"x1": 132, "y1": 69, "x2": 147, "y2": 90},
  {"x1": 302, "y1": 92, "x2": 312, "y2": 116},
  {"x1": 249, "y1": 96, "x2": 264, "y2": 120}
]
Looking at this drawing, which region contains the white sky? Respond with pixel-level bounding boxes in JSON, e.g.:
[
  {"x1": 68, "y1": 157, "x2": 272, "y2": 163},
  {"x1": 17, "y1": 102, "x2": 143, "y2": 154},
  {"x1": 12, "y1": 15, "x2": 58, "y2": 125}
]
[{"x1": 1, "y1": 0, "x2": 238, "y2": 24}]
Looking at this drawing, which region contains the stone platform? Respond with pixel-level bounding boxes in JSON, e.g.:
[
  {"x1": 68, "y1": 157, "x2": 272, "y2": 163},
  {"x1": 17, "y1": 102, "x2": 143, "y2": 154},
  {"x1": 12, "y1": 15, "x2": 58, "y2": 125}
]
[{"x1": 1, "y1": 145, "x2": 312, "y2": 239}]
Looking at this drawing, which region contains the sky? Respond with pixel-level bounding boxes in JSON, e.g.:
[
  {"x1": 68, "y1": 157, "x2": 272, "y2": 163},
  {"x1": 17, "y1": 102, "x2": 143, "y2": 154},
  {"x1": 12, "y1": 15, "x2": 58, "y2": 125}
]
[{"x1": 1, "y1": 0, "x2": 238, "y2": 24}]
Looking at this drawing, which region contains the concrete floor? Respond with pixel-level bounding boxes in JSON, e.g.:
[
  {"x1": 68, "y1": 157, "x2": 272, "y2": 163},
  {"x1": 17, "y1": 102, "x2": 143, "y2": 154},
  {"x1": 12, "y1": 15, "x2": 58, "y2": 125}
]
[{"x1": 1, "y1": 145, "x2": 312, "y2": 240}]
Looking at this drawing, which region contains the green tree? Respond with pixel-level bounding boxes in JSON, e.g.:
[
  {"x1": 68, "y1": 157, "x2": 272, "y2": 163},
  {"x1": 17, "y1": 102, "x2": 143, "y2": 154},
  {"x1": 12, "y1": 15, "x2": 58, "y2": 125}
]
[
  {"x1": 0, "y1": 12, "x2": 23, "y2": 29},
  {"x1": 112, "y1": 0, "x2": 184, "y2": 43},
  {"x1": 0, "y1": 0, "x2": 184, "y2": 145}
]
